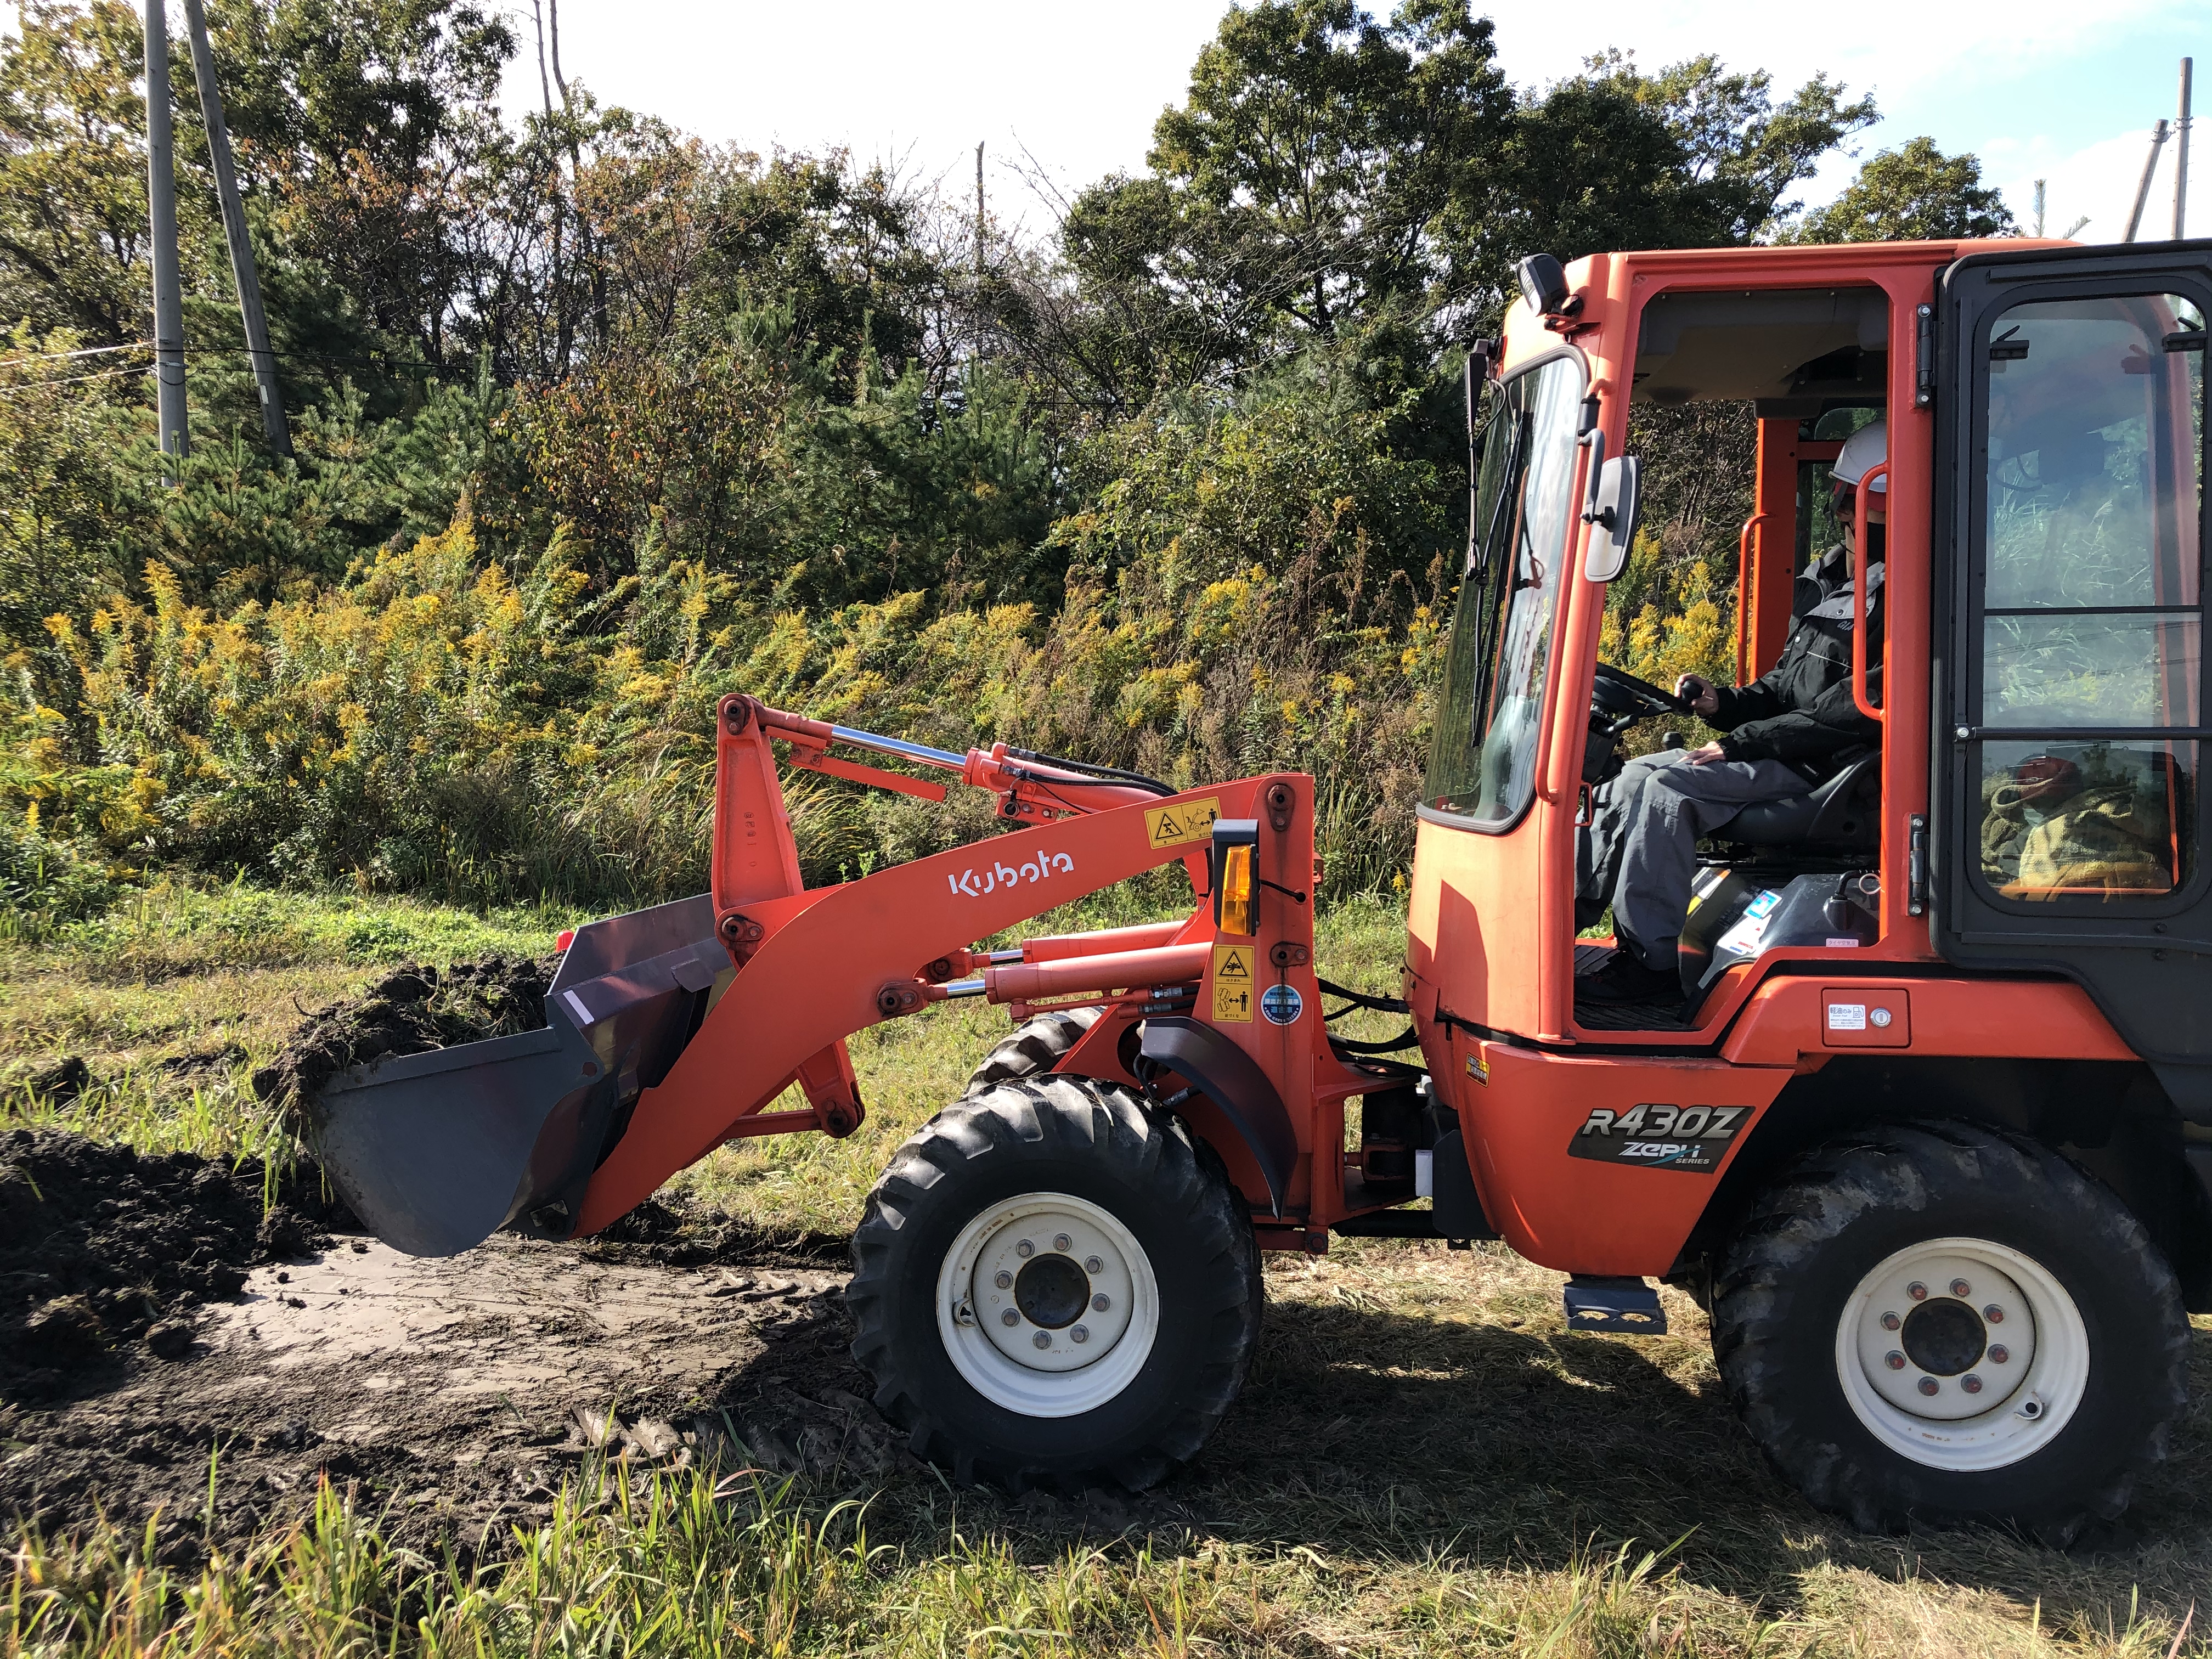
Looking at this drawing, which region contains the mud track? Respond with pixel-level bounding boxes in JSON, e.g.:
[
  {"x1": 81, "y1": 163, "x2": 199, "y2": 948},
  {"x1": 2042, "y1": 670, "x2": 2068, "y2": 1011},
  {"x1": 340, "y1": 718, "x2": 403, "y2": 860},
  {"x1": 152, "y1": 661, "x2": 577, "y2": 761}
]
[
  {"x1": 1, "y1": 1221, "x2": 890, "y2": 1567},
  {"x1": 3, "y1": 951, "x2": 909, "y2": 1566}
]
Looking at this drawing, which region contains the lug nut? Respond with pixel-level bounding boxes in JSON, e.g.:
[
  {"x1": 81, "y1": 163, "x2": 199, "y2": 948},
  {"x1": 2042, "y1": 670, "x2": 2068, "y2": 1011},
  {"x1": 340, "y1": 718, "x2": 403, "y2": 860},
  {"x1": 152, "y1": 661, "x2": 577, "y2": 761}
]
[
  {"x1": 1989, "y1": 1345, "x2": 2010, "y2": 1364},
  {"x1": 994, "y1": 1270, "x2": 1012, "y2": 1289},
  {"x1": 1950, "y1": 1278, "x2": 1972, "y2": 1298},
  {"x1": 1016, "y1": 1239, "x2": 1034, "y2": 1259},
  {"x1": 1092, "y1": 1293, "x2": 1111, "y2": 1312},
  {"x1": 1000, "y1": 1308, "x2": 1019, "y2": 1327},
  {"x1": 1961, "y1": 1374, "x2": 1984, "y2": 1395},
  {"x1": 1908, "y1": 1281, "x2": 1928, "y2": 1301},
  {"x1": 1880, "y1": 1311, "x2": 1900, "y2": 1331},
  {"x1": 1053, "y1": 1233, "x2": 1072, "y2": 1252},
  {"x1": 1071, "y1": 1325, "x2": 1090, "y2": 1344},
  {"x1": 1085, "y1": 1256, "x2": 1103, "y2": 1273},
  {"x1": 1032, "y1": 1331, "x2": 1051, "y2": 1350},
  {"x1": 1984, "y1": 1304, "x2": 2004, "y2": 1323},
  {"x1": 1884, "y1": 1350, "x2": 1906, "y2": 1370},
  {"x1": 1917, "y1": 1378, "x2": 1940, "y2": 1397}
]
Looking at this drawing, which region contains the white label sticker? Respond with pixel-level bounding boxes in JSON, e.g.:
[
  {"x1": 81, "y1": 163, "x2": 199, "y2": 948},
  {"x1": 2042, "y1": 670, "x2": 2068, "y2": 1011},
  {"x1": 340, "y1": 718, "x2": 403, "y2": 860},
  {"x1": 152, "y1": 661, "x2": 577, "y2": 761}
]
[{"x1": 1827, "y1": 1002, "x2": 1868, "y2": 1031}]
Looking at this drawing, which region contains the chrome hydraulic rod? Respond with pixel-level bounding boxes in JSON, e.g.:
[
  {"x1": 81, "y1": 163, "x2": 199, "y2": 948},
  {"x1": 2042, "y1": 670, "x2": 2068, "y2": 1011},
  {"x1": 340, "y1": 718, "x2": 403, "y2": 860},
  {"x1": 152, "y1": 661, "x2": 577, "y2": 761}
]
[{"x1": 827, "y1": 725, "x2": 971, "y2": 771}]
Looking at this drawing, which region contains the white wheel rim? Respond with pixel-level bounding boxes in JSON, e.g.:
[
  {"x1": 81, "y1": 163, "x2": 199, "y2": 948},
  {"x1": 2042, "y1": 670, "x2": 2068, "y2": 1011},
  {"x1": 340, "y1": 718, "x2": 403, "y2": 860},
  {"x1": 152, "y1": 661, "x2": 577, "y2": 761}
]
[
  {"x1": 1834, "y1": 1236, "x2": 2089, "y2": 1472},
  {"x1": 935, "y1": 1191, "x2": 1159, "y2": 1419}
]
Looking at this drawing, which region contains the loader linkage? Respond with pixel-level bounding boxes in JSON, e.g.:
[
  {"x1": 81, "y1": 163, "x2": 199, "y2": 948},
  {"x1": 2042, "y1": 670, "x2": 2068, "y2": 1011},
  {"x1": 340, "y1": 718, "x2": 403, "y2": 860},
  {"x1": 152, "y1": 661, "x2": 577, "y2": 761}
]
[{"x1": 308, "y1": 693, "x2": 1387, "y2": 1258}]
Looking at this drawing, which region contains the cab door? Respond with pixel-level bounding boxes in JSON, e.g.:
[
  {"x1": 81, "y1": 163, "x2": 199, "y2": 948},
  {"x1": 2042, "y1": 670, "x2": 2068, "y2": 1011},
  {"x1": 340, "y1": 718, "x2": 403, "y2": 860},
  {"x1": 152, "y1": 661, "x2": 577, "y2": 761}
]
[{"x1": 1934, "y1": 242, "x2": 2212, "y2": 1069}]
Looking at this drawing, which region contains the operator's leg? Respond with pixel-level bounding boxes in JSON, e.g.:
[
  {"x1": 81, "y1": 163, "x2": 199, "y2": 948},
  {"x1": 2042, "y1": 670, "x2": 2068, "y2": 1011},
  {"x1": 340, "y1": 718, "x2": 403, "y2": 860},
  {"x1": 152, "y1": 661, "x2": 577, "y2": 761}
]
[
  {"x1": 1576, "y1": 751, "x2": 1680, "y2": 929},
  {"x1": 1612, "y1": 757, "x2": 1810, "y2": 970}
]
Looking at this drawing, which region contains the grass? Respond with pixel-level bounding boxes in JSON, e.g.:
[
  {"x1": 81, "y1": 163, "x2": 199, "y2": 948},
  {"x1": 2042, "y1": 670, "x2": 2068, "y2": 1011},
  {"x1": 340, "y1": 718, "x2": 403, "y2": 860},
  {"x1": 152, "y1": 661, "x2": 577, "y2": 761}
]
[{"x1": 5, "y1": 878, "x2": 2212, "y2": 1656}]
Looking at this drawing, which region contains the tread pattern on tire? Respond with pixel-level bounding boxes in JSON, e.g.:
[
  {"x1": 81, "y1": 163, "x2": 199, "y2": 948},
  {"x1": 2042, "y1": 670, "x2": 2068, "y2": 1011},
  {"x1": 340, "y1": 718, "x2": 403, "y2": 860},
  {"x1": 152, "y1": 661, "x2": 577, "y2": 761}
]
[
  {"x1": 962, "y1": 1006, "x2": 1103, "y2": 1096},
  {"x1": 847, "y1": 1071, "x2": 1260, "y2": 1492},
  {"x1": 1712, "y1": 1119, "x2": 2190, "y2": 1538}
]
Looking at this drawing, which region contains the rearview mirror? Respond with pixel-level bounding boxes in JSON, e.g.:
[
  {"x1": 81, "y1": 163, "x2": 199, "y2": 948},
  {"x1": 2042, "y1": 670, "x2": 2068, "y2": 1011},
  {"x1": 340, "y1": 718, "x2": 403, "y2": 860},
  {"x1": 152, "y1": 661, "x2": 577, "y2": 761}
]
[{"x1": 1582, "y1": 454, "x2": 1641, "y2": 582}]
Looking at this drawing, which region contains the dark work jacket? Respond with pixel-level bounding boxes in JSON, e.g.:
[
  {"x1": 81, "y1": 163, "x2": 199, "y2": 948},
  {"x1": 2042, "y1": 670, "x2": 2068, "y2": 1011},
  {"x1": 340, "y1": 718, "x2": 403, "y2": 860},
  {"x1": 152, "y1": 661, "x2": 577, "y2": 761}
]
[{"x1": 1711, "y1": 557, "x2": 1883, "y2": 776}]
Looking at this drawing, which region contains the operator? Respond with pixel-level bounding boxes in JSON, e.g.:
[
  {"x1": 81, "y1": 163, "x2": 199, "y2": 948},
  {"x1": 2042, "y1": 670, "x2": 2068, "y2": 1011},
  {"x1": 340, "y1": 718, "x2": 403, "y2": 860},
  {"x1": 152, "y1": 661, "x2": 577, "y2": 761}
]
[{"x1": 1576, "y1": 419, "x2": 1888, "y2": 1006}]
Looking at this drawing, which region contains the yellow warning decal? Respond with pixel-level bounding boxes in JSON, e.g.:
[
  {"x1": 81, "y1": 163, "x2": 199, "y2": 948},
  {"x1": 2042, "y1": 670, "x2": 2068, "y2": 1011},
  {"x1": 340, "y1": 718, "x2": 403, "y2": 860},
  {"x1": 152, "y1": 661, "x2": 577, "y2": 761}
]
[
  {"x1": 1143, "y1": 796, "x2": 1221, "y2": 851},
  {"x1": 1211, "y1": 943, "x2": 1254, "y2": 1023}
]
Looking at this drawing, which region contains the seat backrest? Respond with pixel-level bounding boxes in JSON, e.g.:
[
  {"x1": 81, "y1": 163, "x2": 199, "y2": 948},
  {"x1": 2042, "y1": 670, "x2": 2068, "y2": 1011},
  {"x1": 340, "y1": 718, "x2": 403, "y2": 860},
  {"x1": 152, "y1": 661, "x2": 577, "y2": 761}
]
[{"x1": 1724, "y1": 751, "x2": 1881, "y2": 848}]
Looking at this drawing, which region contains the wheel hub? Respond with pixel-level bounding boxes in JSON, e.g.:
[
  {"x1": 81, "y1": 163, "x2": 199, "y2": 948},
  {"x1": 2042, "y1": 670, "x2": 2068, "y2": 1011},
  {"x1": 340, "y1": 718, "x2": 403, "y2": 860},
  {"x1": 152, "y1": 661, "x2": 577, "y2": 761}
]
[
  {"x1": 1836, "y1": 1237, "x2": 2086, "y2": 1471},
  {"x1": 1014, "y1": 1253, "x2": 1090, "y2": 1328},
  {"x1": 1899, "y1": 1296, "x2": 1987, "y2": 1376},
  {"x1": 936, "y1": 1191, "x2": 1160, "y2": 1417}
]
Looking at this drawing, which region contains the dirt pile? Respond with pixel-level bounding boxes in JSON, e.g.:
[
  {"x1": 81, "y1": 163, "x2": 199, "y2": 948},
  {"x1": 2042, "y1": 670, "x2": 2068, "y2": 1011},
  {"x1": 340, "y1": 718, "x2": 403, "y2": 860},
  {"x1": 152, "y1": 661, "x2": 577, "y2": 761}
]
[
  {"x1": 251, "y1": 955, "x2": 555, "y2": 1110},
  {"x1": 0, "y1": 1129, "x2": 347, "y2": 1401}
]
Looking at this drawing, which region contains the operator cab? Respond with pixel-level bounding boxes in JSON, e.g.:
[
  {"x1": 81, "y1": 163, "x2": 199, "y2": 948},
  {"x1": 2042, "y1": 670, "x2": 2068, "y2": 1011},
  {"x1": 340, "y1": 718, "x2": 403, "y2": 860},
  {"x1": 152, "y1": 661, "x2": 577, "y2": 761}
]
[
  {"x1": 1414, "y1": 243, "x2": 2209, "y2": 1054},
  {"x1": 1589, "y1": 287, "x2": 1894, "y2": 1024}
]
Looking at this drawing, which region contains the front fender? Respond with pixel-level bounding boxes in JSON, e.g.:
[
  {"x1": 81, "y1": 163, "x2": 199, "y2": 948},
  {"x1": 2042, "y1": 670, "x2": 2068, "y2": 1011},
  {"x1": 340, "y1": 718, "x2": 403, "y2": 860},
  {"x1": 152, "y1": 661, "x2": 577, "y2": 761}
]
[{"x1": 1137, "y1": 1016, "x2": 1298, "y2": 1215}]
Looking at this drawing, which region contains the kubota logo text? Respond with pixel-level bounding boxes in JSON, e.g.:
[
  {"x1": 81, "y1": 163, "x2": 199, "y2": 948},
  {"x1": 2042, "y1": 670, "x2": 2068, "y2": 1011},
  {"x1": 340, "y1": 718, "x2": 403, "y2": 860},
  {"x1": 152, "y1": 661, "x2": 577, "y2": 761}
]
[{"x1": 949, "y1": 851, "x2": 1076, "y2": 898}]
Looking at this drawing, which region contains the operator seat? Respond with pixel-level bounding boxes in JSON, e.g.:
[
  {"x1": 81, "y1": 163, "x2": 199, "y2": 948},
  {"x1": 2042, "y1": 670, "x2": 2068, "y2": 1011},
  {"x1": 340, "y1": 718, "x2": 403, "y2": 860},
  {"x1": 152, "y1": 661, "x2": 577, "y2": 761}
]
[{"x1": 1720, "y1": 751, "x2": 1881, "y2": 849}]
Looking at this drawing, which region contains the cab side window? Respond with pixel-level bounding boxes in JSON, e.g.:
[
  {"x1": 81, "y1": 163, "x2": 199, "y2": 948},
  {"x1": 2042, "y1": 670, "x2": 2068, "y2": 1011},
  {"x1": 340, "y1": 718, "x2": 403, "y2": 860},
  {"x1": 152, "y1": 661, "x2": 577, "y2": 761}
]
[{"x1": 1974, "y1": 295, "x2": 2205, "y2": 902}]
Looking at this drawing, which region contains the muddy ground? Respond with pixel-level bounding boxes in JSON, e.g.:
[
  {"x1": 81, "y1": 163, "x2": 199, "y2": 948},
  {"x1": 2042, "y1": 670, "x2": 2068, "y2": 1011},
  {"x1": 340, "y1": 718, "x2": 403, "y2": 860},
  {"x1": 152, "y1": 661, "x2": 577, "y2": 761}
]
[
  {"x1": 1, "y1": 957, "x2": 904, "y2": 1568},
  {"x1": 0, "y1": 1163, "x2": 882, "y2": 1567}
]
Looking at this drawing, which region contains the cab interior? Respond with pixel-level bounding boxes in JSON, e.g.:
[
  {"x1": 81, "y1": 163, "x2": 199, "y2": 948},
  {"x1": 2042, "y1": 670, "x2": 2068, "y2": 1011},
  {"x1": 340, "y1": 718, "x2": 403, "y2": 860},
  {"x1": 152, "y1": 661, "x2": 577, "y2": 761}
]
[
  {"x1": 1575, "y1": 284, "x2": 1894, "y2": 1032},
  {"x1": 1575, "y1": 279, "x2": 2205, "y2": 1034}
]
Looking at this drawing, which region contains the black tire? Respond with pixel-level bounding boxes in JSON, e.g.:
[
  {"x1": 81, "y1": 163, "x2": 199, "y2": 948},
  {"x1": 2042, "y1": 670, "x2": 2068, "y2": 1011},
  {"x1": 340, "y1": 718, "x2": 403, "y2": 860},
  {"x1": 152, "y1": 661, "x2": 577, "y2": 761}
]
[
  {"x1": 1713, "y1": 1121, "x2": 2189, "y2": 1539},
  {"x1": 963, "y1": 1007, "x2": 1103, "y2": 1095},
  {"x1": 848, "y1": 1073, "x2": 1261, "y2": 1491}
]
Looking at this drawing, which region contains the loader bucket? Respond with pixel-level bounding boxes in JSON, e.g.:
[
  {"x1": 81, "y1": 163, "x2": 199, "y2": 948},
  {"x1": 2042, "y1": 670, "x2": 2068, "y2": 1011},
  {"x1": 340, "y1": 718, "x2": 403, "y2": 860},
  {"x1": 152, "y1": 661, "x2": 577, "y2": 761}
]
[{"x1": 303, "y1": 894, "x2": 732, "y2": 1257}]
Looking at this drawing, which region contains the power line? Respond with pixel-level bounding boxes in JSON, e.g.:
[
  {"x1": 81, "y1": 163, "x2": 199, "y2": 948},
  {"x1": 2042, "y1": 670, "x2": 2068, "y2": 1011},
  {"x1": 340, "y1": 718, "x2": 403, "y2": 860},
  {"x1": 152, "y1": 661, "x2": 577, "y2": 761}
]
[
  {"x1": 0, "y1": 365, "x2": 152, "y2": 394},
  {"x1": 0, "y1": 341, "x2": 153, "y2": 368}
]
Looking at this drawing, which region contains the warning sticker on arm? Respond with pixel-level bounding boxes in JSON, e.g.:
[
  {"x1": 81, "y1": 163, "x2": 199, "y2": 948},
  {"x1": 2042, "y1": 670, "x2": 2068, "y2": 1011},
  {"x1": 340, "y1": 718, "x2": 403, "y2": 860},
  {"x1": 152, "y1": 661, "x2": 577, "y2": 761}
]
[
  {"x1": 1211, "y1": 943, "x2": 1254, "y2": 1022},
  {"x1": 1144, "y1": 797, "x2": 1221, "y2": 850}
]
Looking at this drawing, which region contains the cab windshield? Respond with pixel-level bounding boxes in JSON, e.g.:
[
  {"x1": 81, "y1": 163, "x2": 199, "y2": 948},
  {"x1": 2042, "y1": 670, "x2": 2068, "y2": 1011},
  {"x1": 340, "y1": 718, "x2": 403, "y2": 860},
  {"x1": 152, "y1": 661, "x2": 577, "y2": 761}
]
[{"x1": 1423, "y1": 353, "x2": 1586, "y2": 825}]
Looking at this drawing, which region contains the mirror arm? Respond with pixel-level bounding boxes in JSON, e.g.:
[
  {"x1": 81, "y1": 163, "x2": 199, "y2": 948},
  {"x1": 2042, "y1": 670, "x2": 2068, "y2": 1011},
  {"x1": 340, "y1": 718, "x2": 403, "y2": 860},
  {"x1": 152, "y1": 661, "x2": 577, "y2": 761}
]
[{"x1": 1579, "y1": 428, "x2": 1607, "y2": 524}]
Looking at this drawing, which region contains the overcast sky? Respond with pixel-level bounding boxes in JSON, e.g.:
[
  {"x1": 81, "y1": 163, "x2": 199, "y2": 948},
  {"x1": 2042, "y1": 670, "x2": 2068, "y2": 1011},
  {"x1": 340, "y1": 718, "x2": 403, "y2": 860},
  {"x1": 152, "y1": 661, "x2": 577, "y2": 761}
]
[{"x1": 500, "y1": 0, "x2": 2207, "y2": 244}]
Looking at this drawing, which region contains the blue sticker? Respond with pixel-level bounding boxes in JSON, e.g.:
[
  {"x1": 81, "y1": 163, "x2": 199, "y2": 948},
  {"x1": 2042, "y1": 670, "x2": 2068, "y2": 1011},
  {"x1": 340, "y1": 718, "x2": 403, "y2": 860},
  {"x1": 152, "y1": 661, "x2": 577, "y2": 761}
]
[{"x1": 1260, "y1": 984, "x2": 1304, "y2": 1026}]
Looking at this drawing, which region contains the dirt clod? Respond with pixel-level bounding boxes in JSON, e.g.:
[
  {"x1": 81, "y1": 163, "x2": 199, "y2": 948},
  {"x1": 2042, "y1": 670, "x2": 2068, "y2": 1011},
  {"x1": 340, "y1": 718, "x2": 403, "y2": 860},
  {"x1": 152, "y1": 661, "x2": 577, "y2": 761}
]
[
  {"x1": 250, "y1": 956, "x2": 556, "y2": 1111},
  {"x1": 0, "y1": 1127, "x2": 345, "y2": 1402},
  {"x1": 25, "y1": 1056, "x2": 90, "y2": 1102}
]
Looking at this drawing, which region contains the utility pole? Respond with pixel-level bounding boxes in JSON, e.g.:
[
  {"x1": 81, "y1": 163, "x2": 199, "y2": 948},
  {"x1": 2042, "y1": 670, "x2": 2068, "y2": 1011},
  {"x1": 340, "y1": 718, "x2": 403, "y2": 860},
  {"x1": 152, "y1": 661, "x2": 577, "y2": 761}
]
[
  {"x1": 2033, "y1": 179, "x2": 2046, "y2": 238},
  {"x1": 143, "y1": 0, "x2": 188, "y2": 471},
  {"x1": 2176, "y1": 58, "x2": 2193, "y2": 242},
  {"x1": 181, "y1": 0, "x2": 287, "y2": 455},
  {"x1": 2125, "y1": 119, "x2": 2169, "y2": 242}
]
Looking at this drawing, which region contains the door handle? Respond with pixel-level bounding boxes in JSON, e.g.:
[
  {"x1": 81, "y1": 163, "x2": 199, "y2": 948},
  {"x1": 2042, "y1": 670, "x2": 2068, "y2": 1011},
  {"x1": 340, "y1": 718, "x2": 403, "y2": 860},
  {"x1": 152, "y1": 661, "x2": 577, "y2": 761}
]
[{"x1": 1852, "y1": 465, "x2": 1887, "y2": 723}]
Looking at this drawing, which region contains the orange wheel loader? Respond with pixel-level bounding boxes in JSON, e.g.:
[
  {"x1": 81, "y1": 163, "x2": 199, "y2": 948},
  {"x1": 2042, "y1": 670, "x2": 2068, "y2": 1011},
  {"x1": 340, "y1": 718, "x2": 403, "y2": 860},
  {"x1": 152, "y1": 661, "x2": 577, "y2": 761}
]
[{"x1": 308, "y1": 235, "x2": 2212, "y2": 1538}]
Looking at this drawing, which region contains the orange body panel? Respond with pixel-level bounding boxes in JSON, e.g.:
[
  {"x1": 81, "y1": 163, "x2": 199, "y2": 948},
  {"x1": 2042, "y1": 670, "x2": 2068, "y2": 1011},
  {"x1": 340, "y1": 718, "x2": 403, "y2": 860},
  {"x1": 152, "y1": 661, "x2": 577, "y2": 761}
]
[
  {"x1": 1719, "y1": 973, "x2": 2135, "y2": 1067},
  {"x1": 1444, "y1": 1031, "x2": 1789, "y2": 1274}
]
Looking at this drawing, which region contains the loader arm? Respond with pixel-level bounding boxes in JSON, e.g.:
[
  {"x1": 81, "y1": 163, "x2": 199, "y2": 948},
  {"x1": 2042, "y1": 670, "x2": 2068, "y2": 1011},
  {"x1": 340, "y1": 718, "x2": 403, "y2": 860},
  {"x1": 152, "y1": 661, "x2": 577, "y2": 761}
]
[
  {"x1": 574, "y1": 695, "x2": 1262, "y2": 1233},
  {"x1": 307, "y1": 692, "x2": 1332, "y2": 1256}
]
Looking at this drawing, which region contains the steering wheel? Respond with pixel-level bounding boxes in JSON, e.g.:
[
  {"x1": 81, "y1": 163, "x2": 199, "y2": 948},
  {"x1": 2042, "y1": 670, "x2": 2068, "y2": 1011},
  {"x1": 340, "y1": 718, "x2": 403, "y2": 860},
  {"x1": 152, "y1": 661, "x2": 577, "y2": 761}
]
[{"x1": 1592, "y1": 661, "x2": 1690, "y2": 720}]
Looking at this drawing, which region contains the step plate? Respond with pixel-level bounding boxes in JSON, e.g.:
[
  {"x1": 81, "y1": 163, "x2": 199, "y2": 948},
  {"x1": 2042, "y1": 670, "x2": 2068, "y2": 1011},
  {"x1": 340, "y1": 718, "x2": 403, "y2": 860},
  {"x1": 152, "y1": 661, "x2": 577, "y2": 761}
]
[{"x1": 1562, "y1": 1275, "x2": 1669, "y2": 1335}]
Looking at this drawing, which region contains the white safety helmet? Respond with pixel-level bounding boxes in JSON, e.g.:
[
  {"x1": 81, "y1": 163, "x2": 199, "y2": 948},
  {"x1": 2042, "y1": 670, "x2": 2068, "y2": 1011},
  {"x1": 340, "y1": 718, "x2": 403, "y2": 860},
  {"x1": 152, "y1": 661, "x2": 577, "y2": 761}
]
[{"x1": 1832, "y1": 418, "x2": 1888, "y2": 493}]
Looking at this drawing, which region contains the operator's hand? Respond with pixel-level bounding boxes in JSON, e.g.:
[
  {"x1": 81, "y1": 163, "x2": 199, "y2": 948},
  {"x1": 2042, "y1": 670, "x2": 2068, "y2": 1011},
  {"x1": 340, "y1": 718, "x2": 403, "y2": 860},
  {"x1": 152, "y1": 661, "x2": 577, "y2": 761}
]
[
  {"x1": 1685, "y1": 742, "x2": 1729, "y2": 766},
  {"x1": 1675, "y1": 674, "x2": 1721, "y2": 718}
]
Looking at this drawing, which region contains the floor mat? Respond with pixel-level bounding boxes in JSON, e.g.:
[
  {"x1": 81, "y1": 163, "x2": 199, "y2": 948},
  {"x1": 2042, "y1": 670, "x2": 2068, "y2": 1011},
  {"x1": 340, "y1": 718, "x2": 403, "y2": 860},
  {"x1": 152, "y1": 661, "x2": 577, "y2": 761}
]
[{"x1": 1571, "y1": 943, "x2": 1691, "y2": 1031}]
